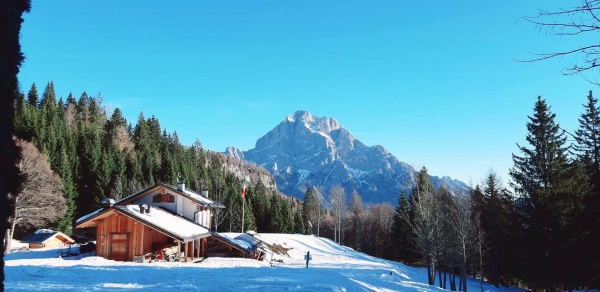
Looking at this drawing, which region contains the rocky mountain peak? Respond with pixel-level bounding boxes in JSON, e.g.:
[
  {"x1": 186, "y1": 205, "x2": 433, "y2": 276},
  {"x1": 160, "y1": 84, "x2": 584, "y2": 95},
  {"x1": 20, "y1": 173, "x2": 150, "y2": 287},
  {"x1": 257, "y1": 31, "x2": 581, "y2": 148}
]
[
  {"x1": 286, "y1": 110, "x2": 342, "y2": 136},
  {"x1": 226, "y1": 110, "x2": 468, "y2": 204}
]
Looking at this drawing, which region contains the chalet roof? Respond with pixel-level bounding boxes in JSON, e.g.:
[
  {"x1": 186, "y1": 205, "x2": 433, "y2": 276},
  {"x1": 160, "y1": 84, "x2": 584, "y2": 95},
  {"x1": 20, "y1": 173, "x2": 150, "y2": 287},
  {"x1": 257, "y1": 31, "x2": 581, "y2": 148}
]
[
  {"x1": 20, "y1": 229, "x2": 75, "y2": 244},
  {"x1": 76, "y1": 205, "x2": 210, "y2": 242},
  {"x1": 211, "y1": 232, "x2": 262, "y2": 255},
  {"x1": 114, "y1": 205, "x2": 211, "y2": 242},
  {"x1": 117, "y1": 183, "x2": 224, "y2": 208},
  {"x1": 76, "y1": 182, "x2": 225, "y2": 225}
]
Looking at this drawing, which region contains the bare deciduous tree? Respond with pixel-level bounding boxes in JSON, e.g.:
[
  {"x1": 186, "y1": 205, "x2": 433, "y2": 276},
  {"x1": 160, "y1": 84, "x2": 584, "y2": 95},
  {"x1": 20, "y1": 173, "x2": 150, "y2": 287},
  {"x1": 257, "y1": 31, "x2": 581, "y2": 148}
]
[
  {"x1": 5, "y1": 138, "x2": 66, "y2": 253},
  {"x1": 329, "y1": 185, "x2": 346, "y2": 243},
  {"x1": 446, "y1": 191, "x2": 472, "y2": 292},
  {"x1": 349, "y1": 191, "x2": 364, "y2": 250},
  {"x1": 314, "y1": 188, "x2": 324, "y2": 237},
  {"x1": 471, "y1": 205, "x2": 487, "y2": 292},
  {"x1": 368, "y1": 203, "x2": 395, "y2": 258},
  {"x1": 522, "y1": 0, "x2": 600, "y2": 84}
]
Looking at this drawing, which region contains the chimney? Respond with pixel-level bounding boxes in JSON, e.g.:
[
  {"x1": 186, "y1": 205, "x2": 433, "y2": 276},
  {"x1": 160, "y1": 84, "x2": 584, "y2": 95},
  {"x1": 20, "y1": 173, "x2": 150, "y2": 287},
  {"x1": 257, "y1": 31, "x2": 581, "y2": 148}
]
[
  {"x1": 201, "y1": 189, "x2": 208, "y2": 198},
  {"x1": 177, "y1": 172, "x2": 185, "y2": 192},
  {"x1": 101, "y1": 198, "x2": 115, "y2": 208},
  {"x1": 139, "y1": 204, "x2": 147, "y2": 214}
]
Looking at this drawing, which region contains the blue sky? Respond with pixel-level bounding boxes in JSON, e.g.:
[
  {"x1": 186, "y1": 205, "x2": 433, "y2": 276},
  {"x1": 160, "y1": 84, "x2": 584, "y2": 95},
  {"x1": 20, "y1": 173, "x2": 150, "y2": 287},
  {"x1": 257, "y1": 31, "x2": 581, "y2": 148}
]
[{"x1": 18, "y1": 1, "x2": 595, "y2": 187}]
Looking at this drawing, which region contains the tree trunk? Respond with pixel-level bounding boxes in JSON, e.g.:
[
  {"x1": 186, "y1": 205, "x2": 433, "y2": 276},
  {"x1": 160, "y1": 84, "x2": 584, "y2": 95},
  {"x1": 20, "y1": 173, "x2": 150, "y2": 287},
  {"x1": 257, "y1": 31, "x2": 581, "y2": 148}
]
[
  {"x1": 427, "y1": 264, "x2": 436, "y2": 285},
  {"x1": 460, "y1": 260, "x2": 467, "y2": 292},
  {"x1": 438, "y1": 267, "x2": 442, "y2": 288},
  {"x1": 4, "y1": 228, "x2": 11, "y2": 255},
  {"x1": 443, "y1": 269, "x2": 447, "y2": 289},
  {"x1": 450, "y1": 269, "x2": 457, "y2": 291},
  {"x1": 7, "y1": 214, "x2": 17, "y2": 253}
]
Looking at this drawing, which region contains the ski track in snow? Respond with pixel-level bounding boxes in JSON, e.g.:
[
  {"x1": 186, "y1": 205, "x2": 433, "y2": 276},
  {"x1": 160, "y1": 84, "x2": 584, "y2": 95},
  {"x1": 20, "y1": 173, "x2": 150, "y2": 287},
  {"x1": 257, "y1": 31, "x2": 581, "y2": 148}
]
[{"x1": 5, "y1": 234, "x2": 524, "y2": 291}]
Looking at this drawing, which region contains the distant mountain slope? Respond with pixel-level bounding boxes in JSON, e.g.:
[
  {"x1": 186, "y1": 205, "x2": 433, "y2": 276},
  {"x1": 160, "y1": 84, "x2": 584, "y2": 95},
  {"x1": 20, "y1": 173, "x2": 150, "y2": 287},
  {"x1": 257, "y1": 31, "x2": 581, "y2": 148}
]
[{"x1": 226, "y1": 110, "x2": 468, "y2": 203}]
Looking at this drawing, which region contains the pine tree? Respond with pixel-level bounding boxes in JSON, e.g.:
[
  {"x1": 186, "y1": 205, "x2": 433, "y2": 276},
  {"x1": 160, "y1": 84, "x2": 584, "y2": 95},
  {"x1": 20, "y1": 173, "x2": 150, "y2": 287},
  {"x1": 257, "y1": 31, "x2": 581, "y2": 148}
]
[
  {"x1": 251, "y1": 180, "x2": 271, "y2": 232},
  {"x1": 243, "y1": 196, "x2": 257, "y2": 232},
  {"x1": 574, "y1": 90, "x2": 600, "y2": 287},
  {"x1": 510, "y1": 96, "x2": 588, "y2": 290},
  {"x1": 302, "y1": 187, "x2": 317, "y2": 234},
  {"x1": 575, "y1": 90, "x2": 600, "y2": 179},
  {"x1": 38, "y1": 82, "x2": 60, "y2": 162},
  {"x1": 280, "y1": 197, "x2": 294, "y2": 233},
  {"x1": 482, "y1": 170, "x2": 502, "y2": 287},
  {"x1": 391, "y1": 191, "x2": 414, "y2": 263},
  {"x1": 269, "y1": 194, "x2": 284, "y2": 232},
  {"x1": 27, "y1": 82, "x2": 38, "y2": 107},
  {"x1": 293, "y1": 207, "x2": 305, "y2": 234},
  {"x1": 13, "y1": 92, "x2": 25, "y2": 137},
  {"x1": 56, "y1": 147, "x2": 76, "y2": 234},
  {"x1": 17, "y1": 84, "x2": 40, "y2": 141},
  {"x1": 110, "y1": 148, "x2": 127, "y2": 200}
]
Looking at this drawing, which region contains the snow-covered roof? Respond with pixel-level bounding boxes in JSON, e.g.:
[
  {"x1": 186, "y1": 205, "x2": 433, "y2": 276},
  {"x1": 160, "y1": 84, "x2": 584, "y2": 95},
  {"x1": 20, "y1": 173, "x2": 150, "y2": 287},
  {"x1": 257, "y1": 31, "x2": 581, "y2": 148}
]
[
  {"x1": 212, "y1": 233, "x2": 261, "y2": 254},
  {"x1": 115, "y1": 205, "x2": 210, "y2": 242},
  {"x1": 76, "y1": 182, "x2": 224, "y2": 228},
  {"x1": 76, "y1": 208, "x2": 103, "y2": 224},
  {"x1": 21, "y1": 229, "x2": 74, "y2": 244}
]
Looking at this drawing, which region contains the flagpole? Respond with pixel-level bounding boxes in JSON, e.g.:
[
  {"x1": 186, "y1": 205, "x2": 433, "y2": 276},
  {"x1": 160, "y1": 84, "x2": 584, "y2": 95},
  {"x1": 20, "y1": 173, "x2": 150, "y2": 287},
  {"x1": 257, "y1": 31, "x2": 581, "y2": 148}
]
[{"x1": 241, "y1": 176, "x2": 247, "y2": 233}]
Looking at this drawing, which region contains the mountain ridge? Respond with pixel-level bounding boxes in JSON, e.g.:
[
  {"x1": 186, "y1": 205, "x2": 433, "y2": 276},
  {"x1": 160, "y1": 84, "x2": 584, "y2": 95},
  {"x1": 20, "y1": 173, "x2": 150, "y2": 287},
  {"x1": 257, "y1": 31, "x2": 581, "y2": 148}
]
[{"x1": 226, "y1": 110, "x2": 468, "y2": 203}]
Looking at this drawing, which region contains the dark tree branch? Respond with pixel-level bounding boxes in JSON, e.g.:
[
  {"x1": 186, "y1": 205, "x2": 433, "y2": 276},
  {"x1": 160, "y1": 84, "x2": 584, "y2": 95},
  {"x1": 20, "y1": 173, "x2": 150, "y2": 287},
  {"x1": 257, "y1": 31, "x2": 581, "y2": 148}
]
[{"x1": 520, "y1": 0, "x2": 600, "y2": 84}]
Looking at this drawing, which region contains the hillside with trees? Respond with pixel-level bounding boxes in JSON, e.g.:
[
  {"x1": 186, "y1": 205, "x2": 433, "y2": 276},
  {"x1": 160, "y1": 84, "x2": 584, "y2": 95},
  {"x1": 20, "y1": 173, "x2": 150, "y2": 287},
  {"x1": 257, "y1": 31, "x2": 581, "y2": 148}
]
[
  {"x1": 9, "y1": 81, "x2": 306, "y2": 241},
  {"x1": 9, "y1": 81, "x2": 600, "y2": 291}
]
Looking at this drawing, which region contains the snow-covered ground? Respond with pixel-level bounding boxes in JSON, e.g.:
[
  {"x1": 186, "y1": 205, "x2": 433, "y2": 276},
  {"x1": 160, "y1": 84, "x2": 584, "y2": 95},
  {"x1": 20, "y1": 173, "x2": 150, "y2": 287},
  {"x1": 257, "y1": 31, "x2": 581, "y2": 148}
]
[{"x1": 5, "y1": 234, "x2": 522, "y2": 291}]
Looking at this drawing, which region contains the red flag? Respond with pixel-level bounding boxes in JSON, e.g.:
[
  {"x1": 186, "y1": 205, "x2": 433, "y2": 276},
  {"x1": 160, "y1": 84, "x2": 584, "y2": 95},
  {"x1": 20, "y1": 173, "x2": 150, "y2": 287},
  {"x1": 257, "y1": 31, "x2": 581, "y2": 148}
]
[{"x1": 242, "y1": 177, "x2": 247, "y2": 198}]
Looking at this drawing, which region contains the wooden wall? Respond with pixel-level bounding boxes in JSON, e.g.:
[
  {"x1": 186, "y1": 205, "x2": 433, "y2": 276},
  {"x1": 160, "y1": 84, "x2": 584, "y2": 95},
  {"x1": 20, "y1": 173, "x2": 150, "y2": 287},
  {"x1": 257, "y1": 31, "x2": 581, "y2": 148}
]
[
  {"x1": 28, "y1": 236, "x2": 69, "y2": 249},
  {"x1": 95, "y1": 212, "x2": 170, "y2": 261}
]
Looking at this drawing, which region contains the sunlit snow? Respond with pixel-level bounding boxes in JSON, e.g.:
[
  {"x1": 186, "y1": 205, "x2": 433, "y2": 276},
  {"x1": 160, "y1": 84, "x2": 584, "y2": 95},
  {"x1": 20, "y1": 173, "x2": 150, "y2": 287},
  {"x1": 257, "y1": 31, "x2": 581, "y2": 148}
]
[{"x1": 5, "y1": 235, "x2": 523, "y2": 291}]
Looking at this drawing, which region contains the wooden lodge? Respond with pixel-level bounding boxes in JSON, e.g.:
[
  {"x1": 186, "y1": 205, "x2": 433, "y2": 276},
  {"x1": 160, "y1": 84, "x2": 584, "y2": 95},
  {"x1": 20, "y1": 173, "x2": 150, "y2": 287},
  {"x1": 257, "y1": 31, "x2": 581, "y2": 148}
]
[{"x1": 75, "y1": 182, "x2": 224, "y2": 262}]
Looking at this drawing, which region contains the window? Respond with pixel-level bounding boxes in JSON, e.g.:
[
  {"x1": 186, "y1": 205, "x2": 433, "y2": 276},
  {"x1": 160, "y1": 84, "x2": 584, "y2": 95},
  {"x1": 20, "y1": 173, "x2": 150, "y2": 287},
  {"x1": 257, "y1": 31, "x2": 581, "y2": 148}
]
[{"x1": 152, "y1": 193, "x2": 175, "y2": 203}]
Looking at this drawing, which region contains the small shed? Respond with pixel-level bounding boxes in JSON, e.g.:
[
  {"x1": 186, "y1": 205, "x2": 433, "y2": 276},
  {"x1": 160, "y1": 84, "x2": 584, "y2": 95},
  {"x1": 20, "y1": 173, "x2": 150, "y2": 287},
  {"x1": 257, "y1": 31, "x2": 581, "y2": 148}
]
[
  {"x1": 20, "y1": 229, "x2": 75, "y2": 249},
  {"x1": 208, "y1": 232, "x2": 263, "y2": 259}
]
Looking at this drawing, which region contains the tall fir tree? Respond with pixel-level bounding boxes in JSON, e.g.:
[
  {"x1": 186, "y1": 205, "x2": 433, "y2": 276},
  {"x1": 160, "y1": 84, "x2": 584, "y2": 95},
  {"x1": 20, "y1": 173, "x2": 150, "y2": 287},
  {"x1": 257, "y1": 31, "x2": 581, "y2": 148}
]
[
  {"x1": 293, "y1": 207, "x2": 305, "y2": 234},
  {"x1": 390, "y1": 191, "x2": 414, "y2": 263},
  {"x1": 280, "y1": 198, "x2": 295, "y2": 233},
  {"x1": 482, "y1": 170, "x2": 503, "y2": 287},
  {"x1": 510, "y1": 96, "x2": 588, "y2": 290},
  {"x1": 27, "y1": 82, "x2": 38, "y2": 107},
  {"x1": 251, "y1": 180, "x2": 271, "y2": 232},
  {"x1": 574, "y1": 90, "x2": 600, "y2": 287},
  {"x1": 56, "y1": 147, "x2": 76, "y2": 234},
  {"x1": 575, "y1": 90, "x2": 600, "y2": 178},
  {"x1": 269, "y1": 194, "x2": 284, "y2": 232},
  {"x1": 302, "y1": 187, "x2": 317, "y2": 235}
]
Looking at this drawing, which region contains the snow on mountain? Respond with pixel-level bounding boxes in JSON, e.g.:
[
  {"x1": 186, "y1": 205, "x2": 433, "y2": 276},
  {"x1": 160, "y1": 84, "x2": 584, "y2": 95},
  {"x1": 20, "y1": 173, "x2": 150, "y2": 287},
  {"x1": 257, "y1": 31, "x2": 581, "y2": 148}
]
[
  {"x1": 5, "y1": 234, "x2": 522, "y2": 291},
  {"x1": 226, "y1": 110, "x2": 469, "y2": 204}
]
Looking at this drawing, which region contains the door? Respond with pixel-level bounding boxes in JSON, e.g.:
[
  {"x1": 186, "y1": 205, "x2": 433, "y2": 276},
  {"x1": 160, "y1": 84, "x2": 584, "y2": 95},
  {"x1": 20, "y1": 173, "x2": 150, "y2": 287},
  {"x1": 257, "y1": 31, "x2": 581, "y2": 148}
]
[{"x1": 109, "y1": 233, "x2": 129, "y2": 261}]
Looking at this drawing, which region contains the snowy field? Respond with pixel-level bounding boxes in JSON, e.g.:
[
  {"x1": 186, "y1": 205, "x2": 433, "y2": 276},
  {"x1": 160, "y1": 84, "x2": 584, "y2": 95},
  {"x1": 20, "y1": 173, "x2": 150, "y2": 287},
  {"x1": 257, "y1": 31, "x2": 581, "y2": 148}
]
[{"x1": 5, "y1": 234, "x2": 522, "y2": 291}]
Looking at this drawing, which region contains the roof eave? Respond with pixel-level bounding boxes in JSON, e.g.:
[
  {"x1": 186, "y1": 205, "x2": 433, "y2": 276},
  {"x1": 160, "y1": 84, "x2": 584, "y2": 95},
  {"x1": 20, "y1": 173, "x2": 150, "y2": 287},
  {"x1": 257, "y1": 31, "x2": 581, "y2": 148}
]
[{"x1": 114, "y1": 208, "x2": 210, "y2": 243}]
